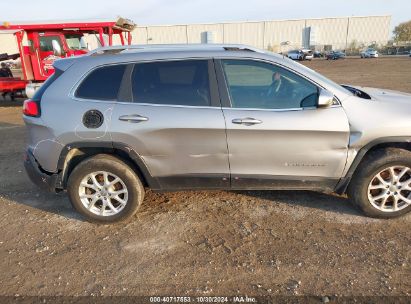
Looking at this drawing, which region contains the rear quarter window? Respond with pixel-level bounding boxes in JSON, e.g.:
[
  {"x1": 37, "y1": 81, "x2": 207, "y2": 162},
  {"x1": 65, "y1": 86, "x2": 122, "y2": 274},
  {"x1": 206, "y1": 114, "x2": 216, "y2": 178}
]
[{"x1": 75, "y1": 64, "x2": 126, "y2": 101}]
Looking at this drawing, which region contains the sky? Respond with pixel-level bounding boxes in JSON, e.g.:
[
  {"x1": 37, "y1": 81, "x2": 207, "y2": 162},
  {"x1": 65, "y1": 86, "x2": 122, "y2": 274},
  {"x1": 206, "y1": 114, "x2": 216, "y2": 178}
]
[{"x1": 1, "y1": 0, "x2": 410, "y2": 34}]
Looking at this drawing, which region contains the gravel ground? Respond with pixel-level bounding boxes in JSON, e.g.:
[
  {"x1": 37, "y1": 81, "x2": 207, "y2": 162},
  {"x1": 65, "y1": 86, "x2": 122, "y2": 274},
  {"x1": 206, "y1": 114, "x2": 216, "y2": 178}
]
[{"x1": 0, "y1": 57, "x2": 410, "y2": 302}]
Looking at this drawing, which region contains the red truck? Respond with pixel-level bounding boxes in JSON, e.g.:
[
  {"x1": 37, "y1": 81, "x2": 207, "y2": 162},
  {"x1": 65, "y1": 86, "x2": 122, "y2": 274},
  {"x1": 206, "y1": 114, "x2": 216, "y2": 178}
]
[{"x1": 0, "y1": 17, "x2": 135, "y2": 99}]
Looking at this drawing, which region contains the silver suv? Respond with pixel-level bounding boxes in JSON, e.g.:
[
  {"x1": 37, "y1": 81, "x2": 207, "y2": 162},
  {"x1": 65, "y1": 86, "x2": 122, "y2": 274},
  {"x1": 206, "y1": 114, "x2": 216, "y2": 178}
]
[{"x1": 23, "y1": 44, "x2": 411, "y2": 223}]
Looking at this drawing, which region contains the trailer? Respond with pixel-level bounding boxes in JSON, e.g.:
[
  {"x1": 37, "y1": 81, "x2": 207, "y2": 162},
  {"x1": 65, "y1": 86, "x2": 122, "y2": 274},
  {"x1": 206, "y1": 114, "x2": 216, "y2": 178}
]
[{"x1": 0, "y1": 17, "x2": 136, "y2": 99}]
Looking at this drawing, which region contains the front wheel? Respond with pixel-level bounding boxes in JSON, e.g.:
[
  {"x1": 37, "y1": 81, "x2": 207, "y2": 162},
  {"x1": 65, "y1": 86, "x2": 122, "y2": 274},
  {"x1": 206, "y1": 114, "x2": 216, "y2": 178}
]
[
  {"x1": 348, "y1": 148, "x2": 411, "y2": 218},
  {"x1": 67, "y1": 154, "x2": 144, "y2": 223}
]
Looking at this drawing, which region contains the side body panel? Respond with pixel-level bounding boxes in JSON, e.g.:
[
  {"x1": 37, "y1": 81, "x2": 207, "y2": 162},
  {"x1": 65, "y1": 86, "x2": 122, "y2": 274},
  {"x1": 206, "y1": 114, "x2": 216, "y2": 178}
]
[
  {"x1": 110, "y1": 104, "x2": 230, "y2": 190},
  {"x1": 215, "y1": 58, "x2": 350, "y2": 189},
  {"x1": 222, "y1": 107, "x2": 350, "y2": 188}
]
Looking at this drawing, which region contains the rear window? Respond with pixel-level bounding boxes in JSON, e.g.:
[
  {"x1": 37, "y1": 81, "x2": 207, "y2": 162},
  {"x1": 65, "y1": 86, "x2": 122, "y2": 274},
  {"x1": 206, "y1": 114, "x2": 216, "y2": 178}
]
[
  {"x1": 32, "y1": 69, "x2": 63, "y2": 101},
  {"x1": 76, "y1": 64, "x2": 126, "y2": 101},
  {"x1": 131, "y1": 60, "x2": 211, "y2": 107}
]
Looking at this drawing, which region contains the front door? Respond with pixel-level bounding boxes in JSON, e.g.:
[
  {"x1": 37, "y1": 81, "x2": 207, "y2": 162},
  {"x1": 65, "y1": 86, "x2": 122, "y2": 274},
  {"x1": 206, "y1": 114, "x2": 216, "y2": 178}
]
[{"x1": 218, "y1": 59, "x2": 350, "y2": 189}]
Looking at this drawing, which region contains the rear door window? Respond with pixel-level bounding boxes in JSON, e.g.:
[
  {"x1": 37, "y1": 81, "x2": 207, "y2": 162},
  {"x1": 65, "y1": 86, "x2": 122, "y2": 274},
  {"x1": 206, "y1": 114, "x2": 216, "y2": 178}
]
[
  {"x1": 131, "y1": 60, "x2": 211, "y2": 106},
  {"x1": 76, "y1": 64, "x2": 126, "y2": 101}
]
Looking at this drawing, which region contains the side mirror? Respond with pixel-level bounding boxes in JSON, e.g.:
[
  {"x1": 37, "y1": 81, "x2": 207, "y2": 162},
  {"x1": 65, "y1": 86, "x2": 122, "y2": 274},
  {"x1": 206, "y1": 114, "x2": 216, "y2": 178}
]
[
  {"x1": 52, "y1": 40, "x2": 62, "y2": 56},
  {"x1": 318, "y1": 88, "x2": 334, "y2": 108}
]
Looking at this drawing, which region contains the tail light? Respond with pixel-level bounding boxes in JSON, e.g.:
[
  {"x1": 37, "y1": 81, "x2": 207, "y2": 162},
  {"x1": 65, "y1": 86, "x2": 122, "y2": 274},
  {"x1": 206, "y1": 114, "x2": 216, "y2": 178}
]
[{"x1": 23, "y1": 99, "x2": 40, "y2": 117}]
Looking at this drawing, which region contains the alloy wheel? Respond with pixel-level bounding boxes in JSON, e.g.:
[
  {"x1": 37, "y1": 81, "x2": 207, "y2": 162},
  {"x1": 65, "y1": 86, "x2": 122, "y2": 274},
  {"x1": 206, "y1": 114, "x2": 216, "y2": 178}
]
[
  {"x1": 78, "y1": 171, "x2": 129, "y2": 216},
  {"x1": 367, "y1": 166, "x2": 411, "y2": 212}
]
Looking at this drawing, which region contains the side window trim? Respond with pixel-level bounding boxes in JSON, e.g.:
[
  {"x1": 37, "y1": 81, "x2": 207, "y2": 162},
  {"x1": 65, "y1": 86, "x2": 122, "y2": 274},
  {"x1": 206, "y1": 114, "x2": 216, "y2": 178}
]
[
  {"x1": 118, "y1": 64, "x2": 134, "y2": 102},
  {"x1": 214, "y1": 59, "x2": 232, "y2": 108},
  {"x1": 215, "y1": 58, "x2": 338, "y2": 111},
  {"x1": 207, "y1": 60, "x2": 221, "y2": 108}
]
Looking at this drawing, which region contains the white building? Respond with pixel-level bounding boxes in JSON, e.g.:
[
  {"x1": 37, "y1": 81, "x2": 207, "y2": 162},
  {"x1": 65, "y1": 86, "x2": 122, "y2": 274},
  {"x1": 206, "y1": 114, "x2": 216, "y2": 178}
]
[
  {"x1": 0, "y1": 15, "x2": 391, "y2": 55},
  {"x1": 131, "y1": 15, "x2": 391, "y2": 52}
]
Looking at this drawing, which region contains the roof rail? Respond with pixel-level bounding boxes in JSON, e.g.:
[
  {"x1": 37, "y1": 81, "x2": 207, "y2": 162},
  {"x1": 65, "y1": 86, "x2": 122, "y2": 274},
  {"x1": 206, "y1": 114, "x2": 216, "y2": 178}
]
[{"x1": 87, "y1": 44, "x2": 262, "y2": 56}]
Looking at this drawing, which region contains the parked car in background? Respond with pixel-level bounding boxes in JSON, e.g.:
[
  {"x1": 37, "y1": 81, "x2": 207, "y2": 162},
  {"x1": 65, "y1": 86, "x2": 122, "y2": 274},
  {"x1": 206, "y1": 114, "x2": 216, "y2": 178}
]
[
  {"x1": 287, "y1": 50, "x2": 305, "y2": 61},
  {"x1": 23, "y1": 44, "x2": 411, "y2": 223},
  {"x1": 301, "y1": 49, "x2": 314, "y2": 61},
  {"x1": 287, "y1": 49, "x2": 313, "y2": 61},
  {"x1": 360, "y1": 48, "x2": 379, "y2": 58},
  {"x1": 326, "y1": 51, "x2": 346, "y2": 60},
  {"x1": 313, "y1": 50, "x2": 324, "y2": 58}
]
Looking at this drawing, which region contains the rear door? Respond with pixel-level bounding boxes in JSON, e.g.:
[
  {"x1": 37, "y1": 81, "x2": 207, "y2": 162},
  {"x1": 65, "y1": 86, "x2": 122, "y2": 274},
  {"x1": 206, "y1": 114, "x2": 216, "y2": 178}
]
[
  {"x1": 110, "y1": 59, "x2": 230, "y2": 190},
  {"x1": 216, "y1": 59, "x2": 350, "y2": 190}
]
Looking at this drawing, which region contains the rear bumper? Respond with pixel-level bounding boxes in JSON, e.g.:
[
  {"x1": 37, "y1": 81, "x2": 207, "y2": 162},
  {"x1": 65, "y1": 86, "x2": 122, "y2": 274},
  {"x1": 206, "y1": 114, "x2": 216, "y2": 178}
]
[{"x1": 24, "y1": 149, "x2": 59, "y2": 193}]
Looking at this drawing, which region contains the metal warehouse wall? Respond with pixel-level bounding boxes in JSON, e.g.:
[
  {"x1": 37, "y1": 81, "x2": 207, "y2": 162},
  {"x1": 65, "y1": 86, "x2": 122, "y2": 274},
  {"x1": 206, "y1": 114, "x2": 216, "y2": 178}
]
[
  {"x1": 305, "y1": 18, "x2": 349, "y2": 50},
  {"x1": 263, "y1": 19, "x2": 306, "y2": 51},
  {"x1": 347, "y1": 16, "x2": 391, "y2": 47},
  {"x1": 133, "y1": 16, "x2": 391, "y2": 51}
]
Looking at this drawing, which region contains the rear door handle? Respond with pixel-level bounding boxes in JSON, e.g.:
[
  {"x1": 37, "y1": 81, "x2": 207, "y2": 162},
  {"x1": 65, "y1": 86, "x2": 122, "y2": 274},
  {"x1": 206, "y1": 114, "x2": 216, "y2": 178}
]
[
  {"x1": 119, "y1": 114, "x2": 149, "y2": 123},
  {"x1": 232, "y1": 117, "x2": 263, "y2": 126}
]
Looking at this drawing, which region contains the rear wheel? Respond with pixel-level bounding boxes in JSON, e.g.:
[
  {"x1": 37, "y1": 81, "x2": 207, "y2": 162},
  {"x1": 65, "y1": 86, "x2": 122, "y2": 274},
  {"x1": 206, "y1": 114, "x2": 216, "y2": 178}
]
[
  {"x1": 67, "y1": 154, "x2": 144, "y2": 223},
  {"x1": 348, "y1": 148, "x2": 411, "y2": 218}
]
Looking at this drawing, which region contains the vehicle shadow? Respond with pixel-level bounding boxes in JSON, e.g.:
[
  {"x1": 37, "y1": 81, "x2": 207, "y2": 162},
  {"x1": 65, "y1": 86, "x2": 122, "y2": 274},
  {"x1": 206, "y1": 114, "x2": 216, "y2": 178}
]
[
  {"x1": 0, "y1": 97, "x2": 24, "y2": 107},
  {"x1": 0, "y1": 121, "x2": 24, "y2": 129},
  {"x1": 232, "y1": 190, "x2": 363, "y2": 216},
  {"x1": 4, "y1": 188, "x2": 361, "y2": 224},
  {"x1": 1, "y1": 190, "x2": 86, "y2": 222}
]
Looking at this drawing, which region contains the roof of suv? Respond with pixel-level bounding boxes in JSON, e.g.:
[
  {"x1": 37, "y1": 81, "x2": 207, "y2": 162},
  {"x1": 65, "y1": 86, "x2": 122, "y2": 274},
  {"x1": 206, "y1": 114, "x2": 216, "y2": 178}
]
[
  {"x1": 87, "y1": 44, "x2": 265, "y2": 56},
  {"x1": 54, "y1": 43, "x2": 284, "y2": 71}
]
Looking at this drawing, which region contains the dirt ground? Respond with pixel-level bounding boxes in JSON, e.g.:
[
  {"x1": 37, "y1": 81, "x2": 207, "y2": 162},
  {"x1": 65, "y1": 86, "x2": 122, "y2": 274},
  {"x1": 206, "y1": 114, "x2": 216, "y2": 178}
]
[{"x1": 0, "y1": 57, "x2": 410, "y2": 302}]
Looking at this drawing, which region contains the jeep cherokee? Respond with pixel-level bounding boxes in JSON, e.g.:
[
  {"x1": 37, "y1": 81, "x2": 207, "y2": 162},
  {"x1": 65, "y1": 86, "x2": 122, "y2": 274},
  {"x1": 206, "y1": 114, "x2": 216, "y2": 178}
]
[{"x1": 23, "y1": 44, "x2": 411, "y2": 223}]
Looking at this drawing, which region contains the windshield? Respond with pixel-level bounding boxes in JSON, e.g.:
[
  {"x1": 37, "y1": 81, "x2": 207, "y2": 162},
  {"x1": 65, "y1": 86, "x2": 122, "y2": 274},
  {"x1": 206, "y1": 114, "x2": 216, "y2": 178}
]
[{"x1": 64, "y1": 34, "x2": 87, "y2": 50}]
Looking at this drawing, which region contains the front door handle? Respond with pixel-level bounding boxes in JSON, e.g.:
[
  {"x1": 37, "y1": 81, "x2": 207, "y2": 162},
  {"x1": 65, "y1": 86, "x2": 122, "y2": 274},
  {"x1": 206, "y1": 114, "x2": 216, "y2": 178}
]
[
  {"x1": 232, "y1": 117, "x2": 263, "y2": 126},
  {"x1": 119, "y1": 114, "x2": 149, "y2": 123}
]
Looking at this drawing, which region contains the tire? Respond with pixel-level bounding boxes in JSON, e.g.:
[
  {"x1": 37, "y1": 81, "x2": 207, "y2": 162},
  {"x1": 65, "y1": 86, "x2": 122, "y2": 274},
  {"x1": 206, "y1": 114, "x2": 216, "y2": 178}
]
[
  {"x1": 67, "y1": 154, "x2": 145, "y2": 223},
  {"x1": 347, "y1": 148, "x2": 411, "y2": 218}
]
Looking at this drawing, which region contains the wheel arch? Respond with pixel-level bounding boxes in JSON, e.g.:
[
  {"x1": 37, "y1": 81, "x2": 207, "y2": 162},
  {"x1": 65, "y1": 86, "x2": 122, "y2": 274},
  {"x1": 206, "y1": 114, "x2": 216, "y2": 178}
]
[
  {"x1": 56, "y1": 142, "x2": 160, "y2": 191},
  {"x1": 335, "y1": 137, "x2": 411, "y2": 194}
]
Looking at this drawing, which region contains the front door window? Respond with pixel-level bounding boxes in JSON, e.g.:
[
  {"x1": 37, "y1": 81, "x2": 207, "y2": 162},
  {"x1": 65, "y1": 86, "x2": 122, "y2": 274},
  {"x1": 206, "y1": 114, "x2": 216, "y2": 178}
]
[{"x1": 222, "y1": 59, "x2": 319, "y2": 109}]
